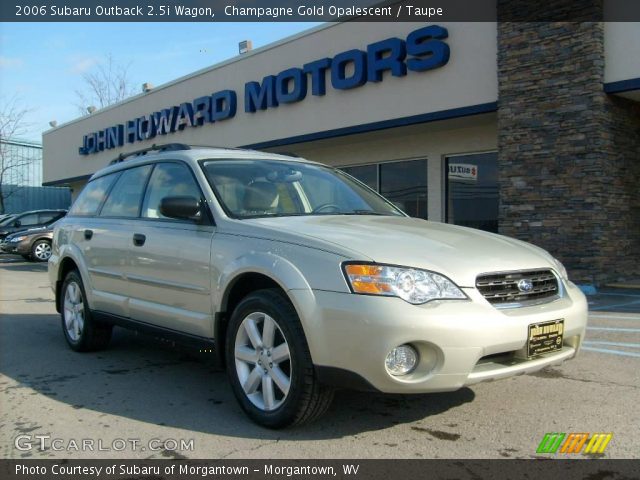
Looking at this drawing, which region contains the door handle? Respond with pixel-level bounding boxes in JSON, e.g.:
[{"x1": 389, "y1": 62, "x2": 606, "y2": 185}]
[
  {"x1": 84, "y1": 229, "x2": 93, "y2": 240},
  {"x1": 132, "y1": 233, "x2": 146, "y2": 247}
]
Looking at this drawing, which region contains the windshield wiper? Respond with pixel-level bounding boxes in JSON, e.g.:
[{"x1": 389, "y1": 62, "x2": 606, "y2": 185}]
[{"x1": 342, "y1": 210, "x2": 390, "y2": 216}]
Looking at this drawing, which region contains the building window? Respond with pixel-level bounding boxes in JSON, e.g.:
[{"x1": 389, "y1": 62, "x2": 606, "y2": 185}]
[
  {"x1": 446, "y1": 152, "x2": 498, "y2": 233},
  {"x1": 341, "y1": 159, "x2": 428, "y2": 219},
  {"x1": 341, "y1": 164, "x2": 378, "y2": 190}
]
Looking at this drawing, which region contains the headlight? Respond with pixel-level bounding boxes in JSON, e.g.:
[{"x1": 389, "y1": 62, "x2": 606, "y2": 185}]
[
  {"x1": 10, "y1": 236, "x2": 26, "y2": 242},
  {"x1": 343, "y1": 263, "x2": 467, "y2": 304},
  {"x1": 552, "y1": 258, "x2": 568, "y2": 280}
]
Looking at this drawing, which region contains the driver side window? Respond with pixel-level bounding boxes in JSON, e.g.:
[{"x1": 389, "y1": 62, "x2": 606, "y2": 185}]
[
  {"x1": 17, "y1": 213, "x2": 38, "y2": 226},
  {"x1": 142, "y1": 162, "x2": 201, "y2": 219}
]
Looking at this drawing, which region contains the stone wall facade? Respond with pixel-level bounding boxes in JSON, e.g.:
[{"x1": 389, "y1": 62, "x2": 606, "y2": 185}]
[{"x1": 497, "y1": 4, "x2": 640, "y2": 285}]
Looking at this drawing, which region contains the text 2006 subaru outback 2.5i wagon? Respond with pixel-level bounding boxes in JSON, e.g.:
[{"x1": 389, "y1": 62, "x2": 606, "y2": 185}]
[{"x1": 49, "y1": 144, "x2": 587, "y2": 428}]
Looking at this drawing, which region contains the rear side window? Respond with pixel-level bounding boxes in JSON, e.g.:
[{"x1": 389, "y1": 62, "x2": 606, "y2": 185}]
[
  {"x1": 39, "y1": 212, "x2": 64, "y2": 223},
  {"x1": 100, "y1": 165, "x2": 152, "y2": 218},
  {"x1": 69, "y1": 173, "x2": 118, "y2": 216},
  {"x1": 142, "y1": 163, "x2": 201, "y2": 219}
]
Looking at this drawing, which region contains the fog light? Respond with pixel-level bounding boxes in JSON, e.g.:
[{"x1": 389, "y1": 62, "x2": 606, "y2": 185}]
[{"x1": 385, "y1": 344, "x2": 418, "y2": 376}]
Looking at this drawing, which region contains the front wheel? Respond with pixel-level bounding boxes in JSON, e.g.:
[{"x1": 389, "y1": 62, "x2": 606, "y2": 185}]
[
  {"x1": 225, "y1": 289, "x2": 333, "y2": 428},
  {"x1": 61, "y1": 270, "x2": 112, "y2": 352},
  {"x1": 31, "y1": 239, "x2": 52, "y2": 262}
]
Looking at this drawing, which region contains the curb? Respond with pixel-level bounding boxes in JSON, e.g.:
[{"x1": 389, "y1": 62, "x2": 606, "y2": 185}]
[{"x1": 605, "y1": 283, "x2": 640, "y2": 290}]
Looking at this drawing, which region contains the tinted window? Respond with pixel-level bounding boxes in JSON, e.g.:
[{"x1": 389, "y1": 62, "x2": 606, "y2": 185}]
[
  {"x1": 70, "y1": 174, "x2": 118, "y2": 216},
  {"x1": 142, "y1": 163, "x2": 201, "y2": 219},
  {"x1": 17, "y1": 213, "x2": 39, "y2": 226},
  {"x1": 341, "y1": 165, "x2": 378, "y2": 190},
  {"x1": 100, "y1": 165, "x2": 152, "y2": 218},
  {"x1": 39, "y1": 212, "x2": 64, "y2": 224},
  {"x1": 380, "y1": 160, "x2": 428, "y2": 219},
  {"x1": 339, "y1": 160, "x2": 429, "y2": 219},
  {"x1": 446, "y1": 152, "x2": 498, "y2": 233}
]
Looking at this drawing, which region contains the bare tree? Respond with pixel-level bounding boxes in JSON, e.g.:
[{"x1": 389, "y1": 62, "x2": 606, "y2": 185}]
[
  {"x1": 74, "y1": 54, "x2": 137, "y2": 115},
  {"x1": 0, "y1": 97, "x2": 36, "y2": 214}
]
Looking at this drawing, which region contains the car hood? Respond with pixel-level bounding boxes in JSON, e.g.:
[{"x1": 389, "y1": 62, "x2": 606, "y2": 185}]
[
  {"x1": 230, "y1": 215, "x2": 556, "y2": 287},
  {"x1": 6, "y1": 226, "x2": 48, "y2": 238}
]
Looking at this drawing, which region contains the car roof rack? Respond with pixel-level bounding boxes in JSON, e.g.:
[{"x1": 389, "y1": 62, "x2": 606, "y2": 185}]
[
  {"x1": 109, "y1": 143, "x2": 192, "y2": 165},
  {"x1": 108, "y1": 143, "x2": 249, "y2": 165}
]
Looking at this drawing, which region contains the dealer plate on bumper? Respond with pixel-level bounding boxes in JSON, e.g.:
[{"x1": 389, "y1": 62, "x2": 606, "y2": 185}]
[{"x1": 527, "y1": 319, "x2": 564, "y2": 358}]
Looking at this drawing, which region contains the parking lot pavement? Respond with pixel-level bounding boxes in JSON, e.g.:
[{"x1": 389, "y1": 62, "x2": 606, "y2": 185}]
[
  {"x1": 1, "y1": 254, "x2": 639, "y2": 459},
  {"x1": 587, "y1": 287, "x2": 640, "y2": 314}
]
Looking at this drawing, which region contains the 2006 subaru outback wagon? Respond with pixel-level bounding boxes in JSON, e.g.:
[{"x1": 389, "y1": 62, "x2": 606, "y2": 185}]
[{"x1": 50, "y1": 144, "x2": 588, "y2": 428}]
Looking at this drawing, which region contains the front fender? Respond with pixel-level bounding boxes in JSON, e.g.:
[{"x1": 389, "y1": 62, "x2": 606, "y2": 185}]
[{"x1": 217, "y1": 251, "x2": 311, "y2": 312}]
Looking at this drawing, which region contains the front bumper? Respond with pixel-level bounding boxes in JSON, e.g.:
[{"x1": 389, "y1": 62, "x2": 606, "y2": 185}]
[
  {"x1": 290, "y1": 281, "x2": 587, "y2": 393},
  {"x1": 0, "y1": 240, "x2": 29, "y2": 254}
]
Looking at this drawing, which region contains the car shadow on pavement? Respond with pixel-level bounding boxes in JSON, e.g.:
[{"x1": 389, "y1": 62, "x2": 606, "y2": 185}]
[
  {"x1": 0, "y1": 262, "x2": 48, "y2": 273},
  {"x1": 0, "y1": 313, "x2": 475, "y2": 441}
]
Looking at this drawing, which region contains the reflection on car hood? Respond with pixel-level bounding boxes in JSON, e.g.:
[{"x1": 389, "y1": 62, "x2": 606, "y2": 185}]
[
  {"x1": 232, "y1": 215, "x2": 556, "y2": 287},
  {"x1": 6, "y1": 225, "x2": 51, "y2": 239}
]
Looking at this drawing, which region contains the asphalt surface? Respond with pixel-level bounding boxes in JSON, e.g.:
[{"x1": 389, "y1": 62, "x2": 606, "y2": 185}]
[{"x1": 0, "y1": 255, "x2": 638, "y2": 459}]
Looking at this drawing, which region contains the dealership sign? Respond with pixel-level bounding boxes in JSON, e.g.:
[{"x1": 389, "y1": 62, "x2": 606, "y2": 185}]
[{"x1": 79, "y1": 25, "x2": 450, "y2": 155}]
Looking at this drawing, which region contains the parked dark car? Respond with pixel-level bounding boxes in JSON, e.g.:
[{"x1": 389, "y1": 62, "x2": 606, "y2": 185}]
[
  {"x1": 0, "y1": 209, "x2": 66, "y2": 241},
  {"x1": 0, "y1": 221, "x2": 59, "y2": 261}
]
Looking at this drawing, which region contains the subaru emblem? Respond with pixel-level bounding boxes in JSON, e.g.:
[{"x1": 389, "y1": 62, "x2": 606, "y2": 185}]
[{"x1": 517, "y1": 279, "x2": 533, "y2": 292}]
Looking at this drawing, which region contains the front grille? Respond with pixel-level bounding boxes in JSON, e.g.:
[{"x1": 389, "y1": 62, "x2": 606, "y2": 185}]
[{"x1": 476, "y1": 269, "x2": 559, "y2": 306}]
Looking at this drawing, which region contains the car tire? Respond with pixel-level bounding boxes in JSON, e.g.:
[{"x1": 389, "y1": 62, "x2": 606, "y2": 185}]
[
  {"x1": 31, "y1": 239, "x2": 52, "y2": 262},
  {"x1": 225, "y1": 289, "x2": 334, "y2": 428},
  {"x1": 61, "y1": 270, "x2": 112, "y2": 352}
]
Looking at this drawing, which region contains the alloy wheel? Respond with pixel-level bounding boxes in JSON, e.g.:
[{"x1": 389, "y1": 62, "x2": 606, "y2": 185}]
[
  {"x1": 234, "y1": 311, "x2": 291, "y2": 411},
  {"x1": 34, "y1": 242, "x2": 51, "y2": 261},
  {"x1": 63, "y1": 281, "x2": 85, "y2": 342}
]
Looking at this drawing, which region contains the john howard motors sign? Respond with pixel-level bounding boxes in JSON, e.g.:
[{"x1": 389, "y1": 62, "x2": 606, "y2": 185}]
[{"x1": 79, "y1": 25, "x2": 450, "y2": 155}]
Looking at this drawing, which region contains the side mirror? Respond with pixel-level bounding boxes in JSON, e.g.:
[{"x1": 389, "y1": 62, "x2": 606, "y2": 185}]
[
  {"x1": 13, "y1": 220, "x2": 21, "y2": 227},
  {"x1": 159, "y1": 196, "x2": 202, "y2": 221}
]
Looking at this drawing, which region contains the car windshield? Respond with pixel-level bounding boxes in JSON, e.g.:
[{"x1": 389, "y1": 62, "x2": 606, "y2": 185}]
[
  {"x1": 0, "y1": 215, "x2": 16, "y2": 226},
  {"x1": 201, "y1": 159, "x2": 405, "y2": 219}
]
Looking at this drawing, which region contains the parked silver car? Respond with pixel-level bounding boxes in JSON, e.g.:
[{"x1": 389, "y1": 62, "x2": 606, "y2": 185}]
[{"x1": 49, "y1": 144, "x2": 588, "y2": 428}]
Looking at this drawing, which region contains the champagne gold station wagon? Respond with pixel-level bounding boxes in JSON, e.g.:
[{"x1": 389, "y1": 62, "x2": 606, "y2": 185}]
[{"x1": 49, "y1": 144, "x2": 588, "y2": 428}]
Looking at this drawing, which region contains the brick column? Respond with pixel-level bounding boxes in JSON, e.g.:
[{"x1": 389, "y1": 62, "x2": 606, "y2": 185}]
[{"x1": 497, "y1": 4, "x2": 640, "y2": 285}]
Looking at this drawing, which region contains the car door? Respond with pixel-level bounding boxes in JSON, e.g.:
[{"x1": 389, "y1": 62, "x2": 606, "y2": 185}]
[
  {"x1": 65, "y1": 172, "x2": 124, "y2": 315},
  {"x1": 124, "y1": 161, "x2": 215, "y2": 338},
  {"x1": 87, "y1": 164, "x2": 154, "y2": 317}
]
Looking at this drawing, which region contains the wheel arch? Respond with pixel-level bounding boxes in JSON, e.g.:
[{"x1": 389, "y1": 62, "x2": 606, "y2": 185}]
[
  {"x1": 55, "y1": 257, "x2": 79, "y2": 313},
  {"x1": 214, "y1": 254, "x2": 313, "y2": 367},
  {"x1": 54, "y1": 247, "x2": 92, "y2": 313}
]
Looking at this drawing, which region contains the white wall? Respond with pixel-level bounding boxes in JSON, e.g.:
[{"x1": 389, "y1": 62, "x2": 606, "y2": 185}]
[{"x1": 604, "y1": 22, "x2": 640, "y2": 83}]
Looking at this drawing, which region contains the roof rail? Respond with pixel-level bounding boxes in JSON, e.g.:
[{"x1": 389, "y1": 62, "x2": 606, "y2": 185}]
[{"x1": 109, "y1": 143, "x2": 191, "y2": 165}]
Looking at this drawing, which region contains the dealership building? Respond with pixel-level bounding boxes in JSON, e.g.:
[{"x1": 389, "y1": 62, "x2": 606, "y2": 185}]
[{"x1": 42, "y1": 19, "x2": 639, "y2": 286}]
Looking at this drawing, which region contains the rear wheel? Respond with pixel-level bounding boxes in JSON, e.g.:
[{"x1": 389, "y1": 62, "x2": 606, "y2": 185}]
[
  {"x1": 225, "y1": 289, "x2": 333, "y2": 428},
  {"x1": 61, "y1": 270, "x2": 112, "y2": 351},
  {"x1": 31, "y1": 240, "x2": 52, "y2": 262}
]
